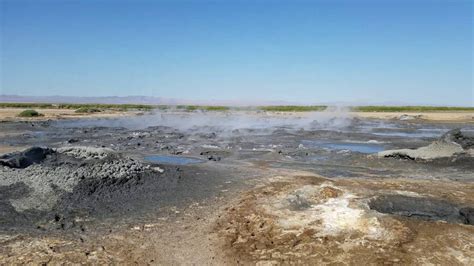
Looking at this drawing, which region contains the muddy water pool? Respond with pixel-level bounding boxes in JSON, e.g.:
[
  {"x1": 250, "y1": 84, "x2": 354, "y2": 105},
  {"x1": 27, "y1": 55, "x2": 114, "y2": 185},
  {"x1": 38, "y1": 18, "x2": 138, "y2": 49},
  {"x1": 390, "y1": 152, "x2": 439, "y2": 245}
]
[{"x1": 144, "y1": 155, "x2": 204, "y2": 165}]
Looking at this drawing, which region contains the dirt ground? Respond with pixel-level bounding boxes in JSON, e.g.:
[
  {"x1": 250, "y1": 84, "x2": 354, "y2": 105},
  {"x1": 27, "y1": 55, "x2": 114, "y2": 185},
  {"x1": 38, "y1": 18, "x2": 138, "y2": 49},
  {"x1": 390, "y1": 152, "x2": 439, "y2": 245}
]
[
  {"x1": 0, "y1": 108, "x2": 140, "y2": 121},
  {"x1": 353, "y1": 111, "x2": 474, "y2": 123}
]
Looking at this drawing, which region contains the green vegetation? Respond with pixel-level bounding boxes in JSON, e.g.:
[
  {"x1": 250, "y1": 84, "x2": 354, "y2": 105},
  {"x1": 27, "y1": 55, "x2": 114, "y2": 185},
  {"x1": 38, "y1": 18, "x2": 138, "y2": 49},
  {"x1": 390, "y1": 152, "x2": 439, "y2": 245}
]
[
  {"x1": 75, "y1": 107, "x2": 102, "y2": 113},
  {"x1": 353, "y1": 106, "x2": 474, "y2": 112},
  {"x1": 18, "y1": 109, "x2": 43, "y2": 117},
  {"x1": 176, "y1": 105, "x2": 230, "y2": 111},
  {"x1": 0, "y1": 103, "x2": 154, "y2": 111},
  {"x1": 2, "y1": 103, "x2": 473, "y2": 113},
  {"x1": 259, "y1": 105, "x2": 327, "y2": 112},
  {"x1": 155, "y1": 105, "x2": 171, "y2": 110}
]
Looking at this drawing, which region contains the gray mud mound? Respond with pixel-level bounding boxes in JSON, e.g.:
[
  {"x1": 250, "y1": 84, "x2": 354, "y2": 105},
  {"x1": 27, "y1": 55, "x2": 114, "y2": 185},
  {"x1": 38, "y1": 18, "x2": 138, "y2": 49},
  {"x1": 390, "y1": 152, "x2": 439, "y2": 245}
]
[
  {"x1": 0, "y1": 146, "x2": 154, "y2": 230},
  {"x1": 0, "y1": 147, "x2": 54, "y2": 168},
  {"x1": 56, "y1": 146, "x2": 114, "y2": 160},
  {"x1": 378, "y1": 129, "x2": 474, "y2": 160},
  {"x1": 369, "y1": 195, "x2": 473, "y2": 225}
]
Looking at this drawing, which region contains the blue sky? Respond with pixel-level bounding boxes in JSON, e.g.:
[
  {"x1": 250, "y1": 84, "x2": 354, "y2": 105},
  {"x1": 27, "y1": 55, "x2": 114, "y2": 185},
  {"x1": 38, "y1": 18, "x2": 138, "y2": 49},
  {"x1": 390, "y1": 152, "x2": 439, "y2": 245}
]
[{"x1": 1, "y1": 0, "x2": 472, "y2": 106}]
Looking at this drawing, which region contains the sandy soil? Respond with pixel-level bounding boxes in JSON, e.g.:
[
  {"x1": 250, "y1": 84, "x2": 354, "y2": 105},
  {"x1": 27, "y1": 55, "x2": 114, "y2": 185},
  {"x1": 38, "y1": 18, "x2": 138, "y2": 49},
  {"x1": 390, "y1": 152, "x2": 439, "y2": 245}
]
[
  {"x1": 0, "y1": 145, "x2": 27, "y2": 154},
  {"x1": 1, "y1": 108, "x2": 472, "y2": 123},
  {"x1": 353, "y1": 111, "x2": 474, "y2": 123},
  {"x1": 0, "y1": 108, "x2": 141, "y2": 121}
]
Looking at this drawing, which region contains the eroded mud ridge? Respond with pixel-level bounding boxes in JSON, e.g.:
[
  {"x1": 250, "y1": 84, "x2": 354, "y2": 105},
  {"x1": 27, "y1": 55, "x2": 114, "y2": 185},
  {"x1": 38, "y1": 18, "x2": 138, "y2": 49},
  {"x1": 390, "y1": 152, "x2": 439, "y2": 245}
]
[
  {"x1": 0, "y1": 111, "x2": 473, "y2": 264},
  {"x1": 369, "y1": 195, "x2": 473, "y2": 225}
]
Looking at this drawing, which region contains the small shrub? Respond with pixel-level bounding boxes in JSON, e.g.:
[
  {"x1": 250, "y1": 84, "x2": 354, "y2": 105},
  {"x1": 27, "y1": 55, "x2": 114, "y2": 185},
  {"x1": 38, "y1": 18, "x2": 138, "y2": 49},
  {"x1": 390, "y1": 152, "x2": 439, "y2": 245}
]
[
  {"x1": 260, "y1": 106, "x2": 327, "y2": 112},
  {"x1": 203, "y1": 106, "x2": 230, "y2": 111},
  {"x1": 75, "y1": 107, "x2": 102, "y2": 113},
  {"x1": 18, "y1": 109, "x2": 43, "y2": 117},
  {"x1": 353, "y1": 106, "x2": 474, "y2": 112},
  {"x1": 176, "y1": 105, "x2": 230, "y2": 112}
]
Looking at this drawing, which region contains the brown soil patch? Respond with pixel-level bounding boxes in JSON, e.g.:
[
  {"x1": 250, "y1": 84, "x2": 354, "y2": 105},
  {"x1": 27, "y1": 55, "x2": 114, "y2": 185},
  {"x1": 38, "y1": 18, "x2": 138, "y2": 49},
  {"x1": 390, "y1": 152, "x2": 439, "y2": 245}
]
[
  {"x1": 353, "y1": 111, "x2": 474, "y2": 123},
  {"x1": 216, "y1": 175, "x2": 474, "y2": 264}
]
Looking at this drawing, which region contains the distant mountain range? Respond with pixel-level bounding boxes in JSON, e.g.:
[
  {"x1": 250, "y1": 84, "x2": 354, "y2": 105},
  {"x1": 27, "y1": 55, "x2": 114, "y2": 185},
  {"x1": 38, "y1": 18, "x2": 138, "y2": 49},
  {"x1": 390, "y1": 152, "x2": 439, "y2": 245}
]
[
  {"x1": 0, "y1": 94, "x2": 467, "y2": 107},
  {"x1": 0, "y1": 95, "x2": 299, "y2": 106}
]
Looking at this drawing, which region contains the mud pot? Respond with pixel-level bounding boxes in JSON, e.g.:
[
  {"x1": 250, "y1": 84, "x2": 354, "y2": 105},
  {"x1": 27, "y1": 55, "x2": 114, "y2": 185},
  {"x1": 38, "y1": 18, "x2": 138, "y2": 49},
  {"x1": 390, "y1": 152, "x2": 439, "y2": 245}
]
[{"x1": 0, "y1": 110, "x2": 473, "y2": 264}]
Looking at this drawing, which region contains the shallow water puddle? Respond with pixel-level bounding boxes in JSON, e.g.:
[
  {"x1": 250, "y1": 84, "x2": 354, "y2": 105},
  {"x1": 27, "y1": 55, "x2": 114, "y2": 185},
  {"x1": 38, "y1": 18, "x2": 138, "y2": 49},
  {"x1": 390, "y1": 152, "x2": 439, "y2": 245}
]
[
  {"x1": 302, "y1": 140, "x2": 385, "y2": 154},
  {"x1": 370, "y1": 129, "x2": 444, "y2": 138},
  {"x1": 308, "y1": 155, "x2": 329, "y2": 161},
  {"x1": 144, "y1": 155, "x2": 204, "y2": 165}
]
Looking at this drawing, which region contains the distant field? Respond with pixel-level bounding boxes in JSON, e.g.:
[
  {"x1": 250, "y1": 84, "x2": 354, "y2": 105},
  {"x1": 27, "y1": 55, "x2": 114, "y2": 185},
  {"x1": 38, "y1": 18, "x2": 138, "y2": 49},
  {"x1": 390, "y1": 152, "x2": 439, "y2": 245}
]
[
  {"x1": 0, "y1": 103, "x2": 155, "y2": 111},
  {"x1": 0, "y1": 103, "x2": 473, "y2": 112},
  {"x1": 259, "y1": 105, "x2": 327, "y2": 112},
  {"x1": 176, "y1": 105, "x2": 230, "y2": 111},
  {"x1": 353, "y1": 106, "x2": 474, "y2": 112}
]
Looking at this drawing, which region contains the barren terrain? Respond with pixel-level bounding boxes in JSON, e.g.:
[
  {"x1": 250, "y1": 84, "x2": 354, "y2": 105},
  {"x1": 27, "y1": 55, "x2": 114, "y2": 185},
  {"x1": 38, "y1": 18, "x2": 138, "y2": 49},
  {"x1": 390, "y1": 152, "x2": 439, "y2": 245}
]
[
  {"x1": 0, "y1": 108, "x2": 141, "y2": 121},
  {"x1": 0, "y1": 109, "x2": 473, "y2": 264}
]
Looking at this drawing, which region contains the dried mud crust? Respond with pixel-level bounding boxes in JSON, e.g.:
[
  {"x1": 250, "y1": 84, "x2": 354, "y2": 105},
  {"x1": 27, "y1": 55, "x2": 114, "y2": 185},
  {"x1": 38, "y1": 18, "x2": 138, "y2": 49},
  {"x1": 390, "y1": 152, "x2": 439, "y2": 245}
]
[
  {"x1": 5, "y1": 203, "x2": 210, "y2": 263},
  {"x1": 216, "y1": 176, "x2": 474, "y2": 264}
]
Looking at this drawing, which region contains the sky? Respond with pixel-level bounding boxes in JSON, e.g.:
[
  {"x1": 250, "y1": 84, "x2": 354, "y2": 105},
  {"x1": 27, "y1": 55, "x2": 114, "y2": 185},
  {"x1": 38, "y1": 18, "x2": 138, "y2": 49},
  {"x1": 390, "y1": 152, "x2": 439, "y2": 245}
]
[{"x1": 1, "y1": 0, "x2": 473, "y2": 106}]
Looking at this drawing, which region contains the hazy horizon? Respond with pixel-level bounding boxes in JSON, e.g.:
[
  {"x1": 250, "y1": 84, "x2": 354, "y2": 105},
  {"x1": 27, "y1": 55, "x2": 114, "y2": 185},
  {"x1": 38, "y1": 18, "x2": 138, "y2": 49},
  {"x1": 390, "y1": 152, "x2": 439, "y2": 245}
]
[
  {"x1": 1, "y1": 0, "x2": 473, "y2": 106},
  {"x1": 1, "y1": 94, "x2": 473, "y2": 107}
]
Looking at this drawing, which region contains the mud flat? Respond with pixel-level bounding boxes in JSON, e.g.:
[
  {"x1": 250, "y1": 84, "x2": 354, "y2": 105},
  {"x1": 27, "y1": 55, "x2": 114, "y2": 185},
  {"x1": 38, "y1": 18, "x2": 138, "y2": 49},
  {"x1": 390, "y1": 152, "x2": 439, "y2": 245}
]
[{"x1": 0, "y1": 110, "x2": 473, "y2": 264}]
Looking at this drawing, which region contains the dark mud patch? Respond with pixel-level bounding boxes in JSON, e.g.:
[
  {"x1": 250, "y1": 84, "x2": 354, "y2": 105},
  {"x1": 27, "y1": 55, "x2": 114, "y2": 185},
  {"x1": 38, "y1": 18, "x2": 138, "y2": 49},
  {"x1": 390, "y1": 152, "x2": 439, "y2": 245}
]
[
  {"x1": 199, "y1": 150, "x2": 231, "y2": 161},
  {"x1": 0, "y1": 183, "x2": 45, "y2": 229},
  {"x1": 442, "y1": 128, "x2": 474, "y2": 150},
  {"x1": 0, "y1": 147, "x2": 54, "y2": 168},
  {"x1": 459, "y1": 207, "x2": 474, "y2": 224},
  {"x1": 48, "y1": 164, "x2": 241, "y2": 233},
  {"x1": 369, "y1": 195, "x2": 473, "y2": 225}
]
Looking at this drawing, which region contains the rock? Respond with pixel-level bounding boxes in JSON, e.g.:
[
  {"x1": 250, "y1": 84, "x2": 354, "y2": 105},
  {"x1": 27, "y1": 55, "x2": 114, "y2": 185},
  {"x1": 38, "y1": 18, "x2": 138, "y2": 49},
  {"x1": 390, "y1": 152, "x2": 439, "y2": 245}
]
[{"x1": 0, "y1": 147, "x2": 54, "y2": 168}]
